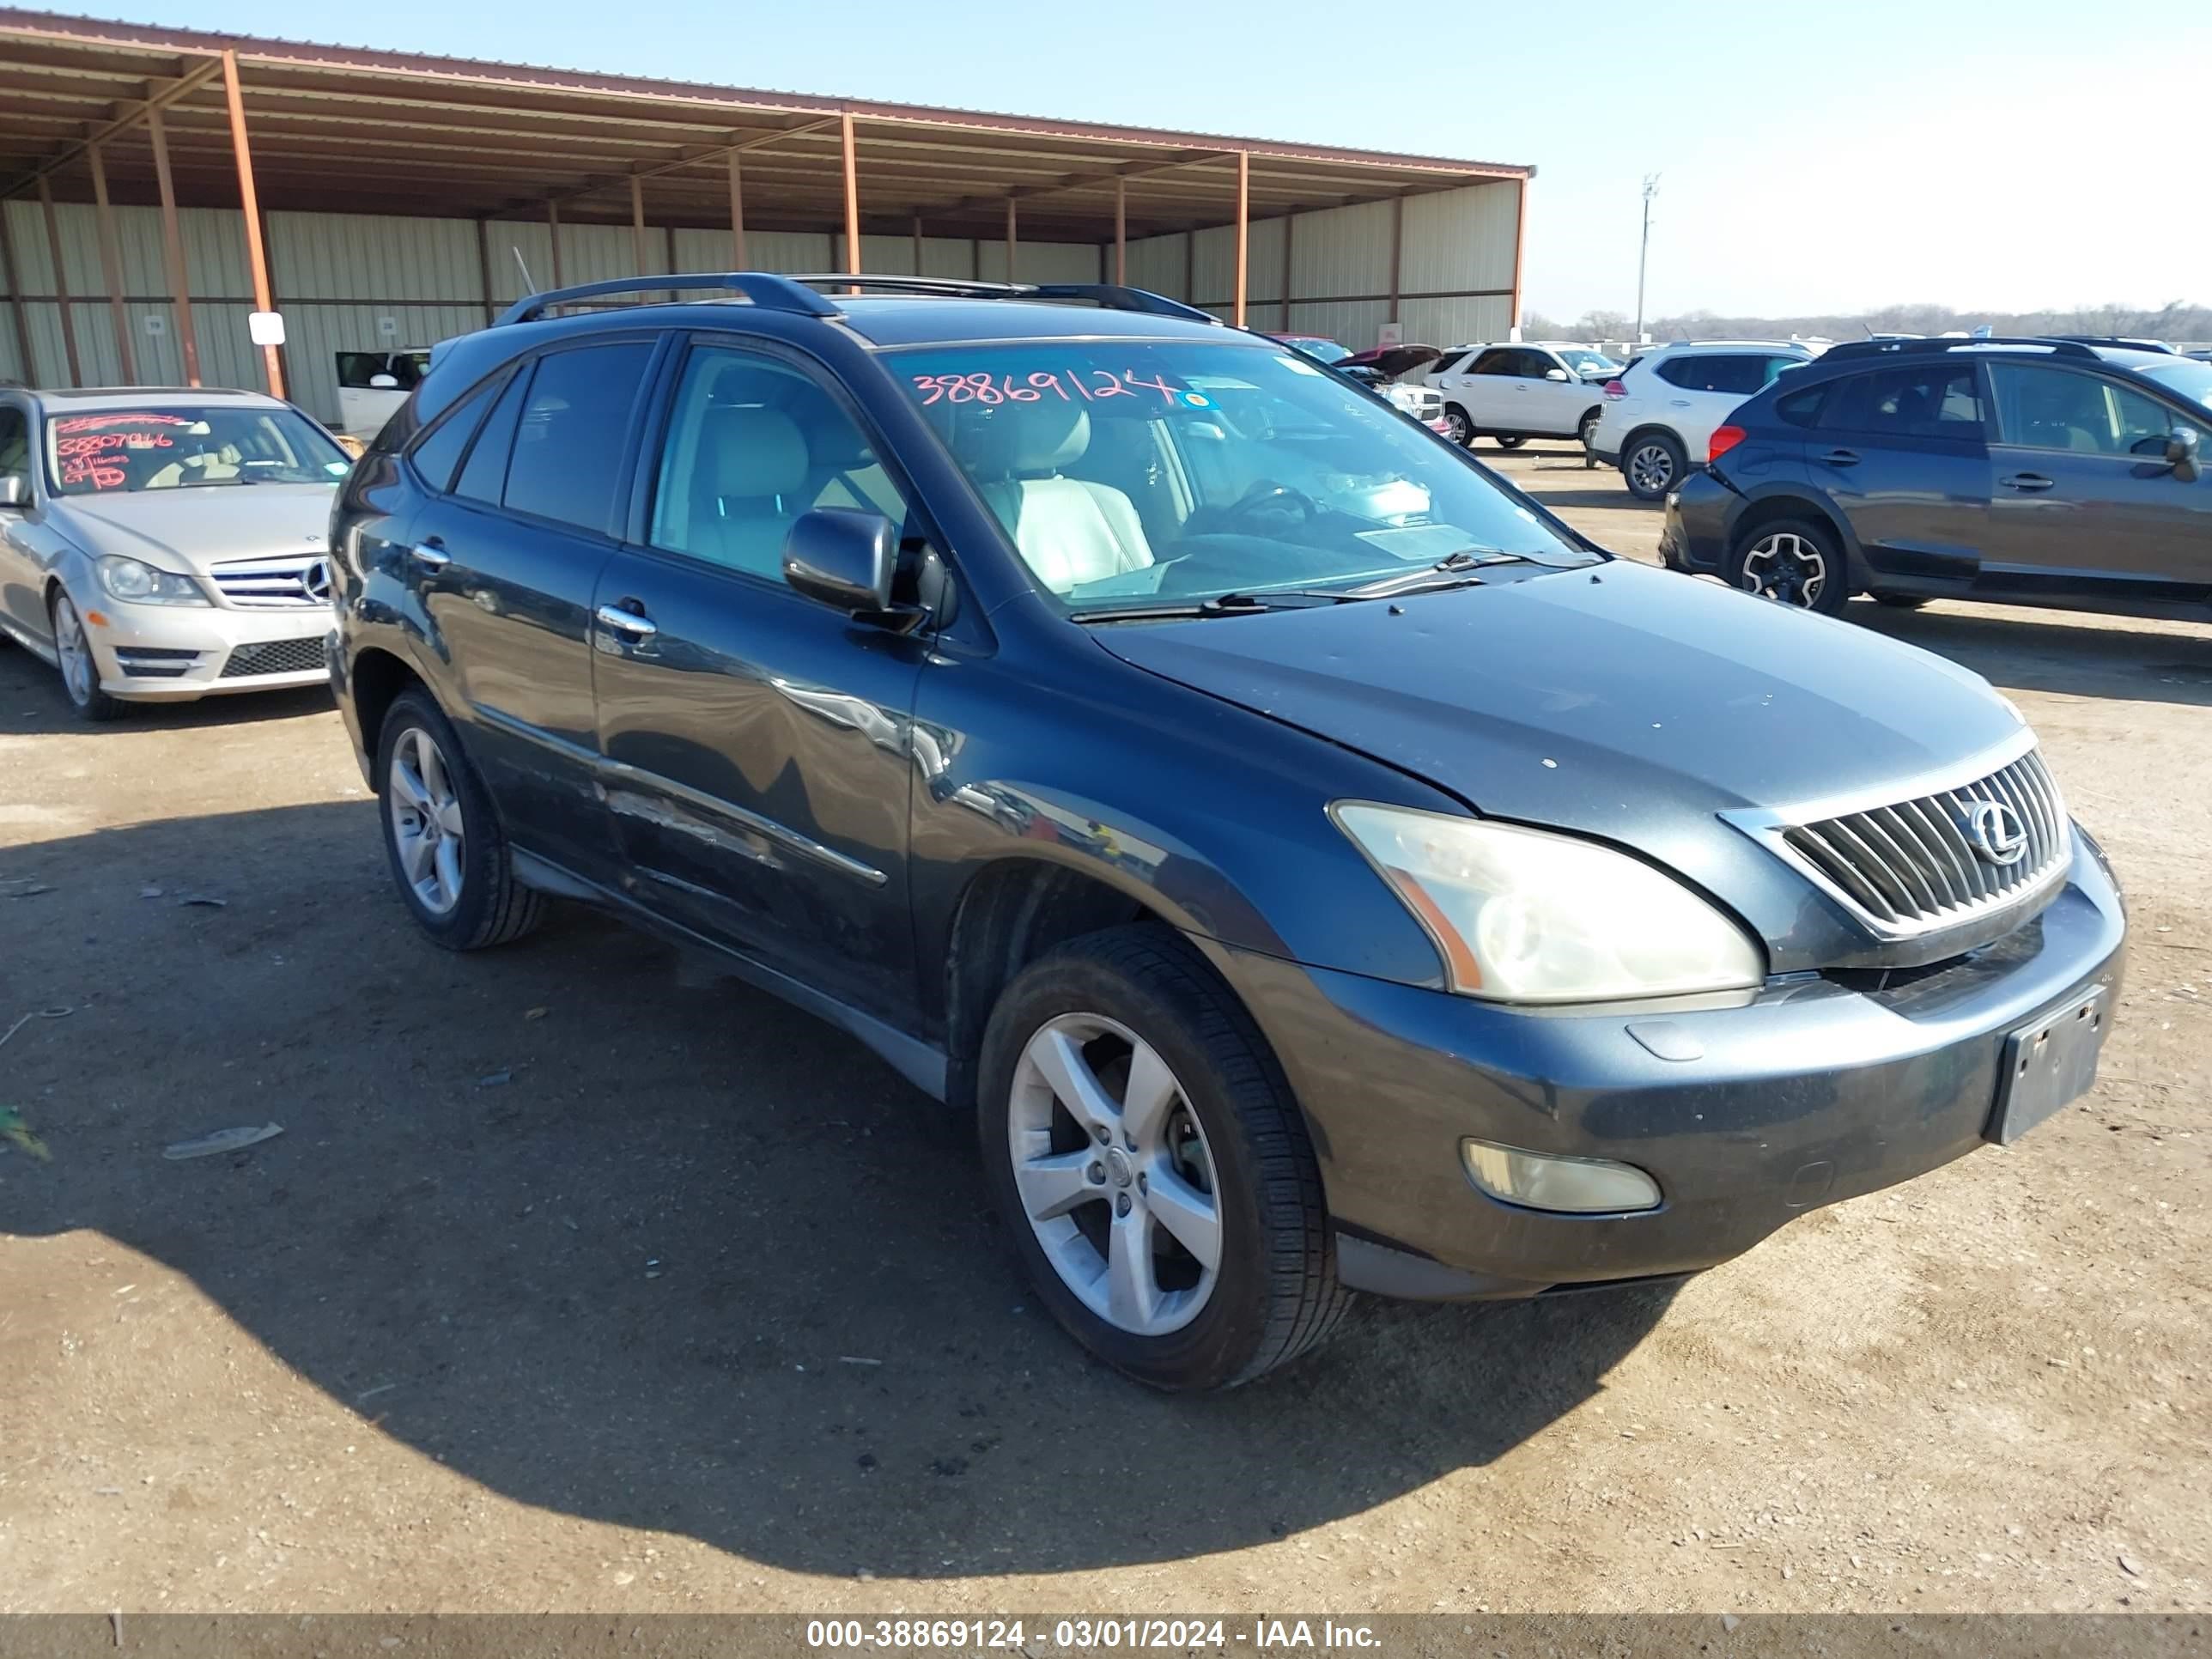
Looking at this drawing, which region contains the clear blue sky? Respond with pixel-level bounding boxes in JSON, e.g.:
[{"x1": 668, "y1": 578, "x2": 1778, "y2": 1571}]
[{"x1": 65, "y1": 0, "x2": 2210, "y2": 319}]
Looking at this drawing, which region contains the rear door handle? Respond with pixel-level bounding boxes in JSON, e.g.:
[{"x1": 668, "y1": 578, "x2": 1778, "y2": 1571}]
[
  {"x1": 1668, "y1": 398, "x2": 1692, "y2": 409},
  {"x1": 410, "y1": 539, "x2": 451, "y2": 568},
  {"x1": 1818, "y1": 449, "x2": 1860, "y2": 467},
  {"x1": 2001, "y1": 472, "x2": 2056, "y2": 493},
  {"x1": 594, "y1": 602, "x2": 658, "y2": 639}
]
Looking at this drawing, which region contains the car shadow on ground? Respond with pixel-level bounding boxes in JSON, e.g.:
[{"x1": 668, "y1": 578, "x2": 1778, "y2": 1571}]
[
  {"x1": 0, "y1": 647, "x2": 336, "y2": 737},
  {"x1": 1845, "y1": 601, "x2": 2212, "y2": 711},
  {"x1": 3, "y1": 800, "x2": 1676, "y2": 1578}
]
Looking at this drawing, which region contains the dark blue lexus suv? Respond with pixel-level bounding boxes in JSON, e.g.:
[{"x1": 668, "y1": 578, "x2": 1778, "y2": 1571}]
[
  {"x1": 329, "y1": 275, "x2": 2126, "y2": 1390},
  {"x1": 1662, "y1": 337, "x2": 2211, "y2": 619}
]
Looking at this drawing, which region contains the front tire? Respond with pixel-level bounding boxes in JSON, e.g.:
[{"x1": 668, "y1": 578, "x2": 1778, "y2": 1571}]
[
  {"x1": 1579, "y1": 409, "x2": 1601, "y2": 467},
  {"x1": 374, "y1": 689, "x2": 543, "y2": 950},
  {"x1": 1442, "y1": 404, "x2": 1474, "y2": 447},
  {"x1": 1873, "y1": 594, "x2": 1928, "y2": 610},
  {"x1": 1621, "y1": 431, "x2": 1686, "y2": 501},
  {"x1": 1728, "y1": 518, "x2": 1851, "y2": 617},
  {"x1": 1492, "y1": 434, "x2": 1528, "y2": 450},
  {"x1": 978, "y1": 925, "x2": 1348, "y2": 1391},
  {"x1": 49, "y1": 589, "x2": 124, "y2": 723}
]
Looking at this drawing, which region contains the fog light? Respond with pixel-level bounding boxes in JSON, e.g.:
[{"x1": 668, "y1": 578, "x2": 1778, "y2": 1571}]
[{"x1": 1461, "y1": 1139, "x2": 1662, "y2": 1214}]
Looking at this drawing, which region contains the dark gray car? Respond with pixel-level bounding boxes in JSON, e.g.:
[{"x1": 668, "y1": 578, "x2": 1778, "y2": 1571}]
[{"x1": 329, "y1": 276, "x2": 2127, "y2": 1391}]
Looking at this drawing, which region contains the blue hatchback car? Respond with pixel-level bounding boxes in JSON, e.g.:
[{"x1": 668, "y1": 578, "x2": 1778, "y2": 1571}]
[{"x1": 329, "y1": 276, "x2": 2126, "y2": 1389}]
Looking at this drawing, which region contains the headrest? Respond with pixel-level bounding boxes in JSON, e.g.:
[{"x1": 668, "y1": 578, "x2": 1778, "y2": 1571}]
[
  {"x1": 965, "y1": 401, "x2": 1091, "y2": 477},
  {"x1": 707, "y1": 407, "x2": 807, "y2": 499}
]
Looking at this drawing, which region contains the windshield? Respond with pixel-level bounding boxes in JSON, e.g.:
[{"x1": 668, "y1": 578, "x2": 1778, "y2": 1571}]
[
  {"x1": 46, "y1": 405, "x2": 349, "y2": 495},
  {"x1": 1556, "y1": 348, "x2": 1620, "y2": 377},
  {"x1": 1280, "y1": 337, "x2": 1352, "y2": 365},
  {"x1": 894, "y1": 341, "x2": 1596, "y2": 614},
  {"x1": 2136, "y1": 357, "x2": 2212, "y2": 416}
]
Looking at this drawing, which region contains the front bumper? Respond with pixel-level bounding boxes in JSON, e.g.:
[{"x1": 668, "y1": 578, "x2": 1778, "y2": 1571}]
[
  {"x1": 1208, "y1": 838, "x2": 2125, "y2": 1299},
  {"x1": 83, "y1": 593, "x2": 332, "y2": 701}
]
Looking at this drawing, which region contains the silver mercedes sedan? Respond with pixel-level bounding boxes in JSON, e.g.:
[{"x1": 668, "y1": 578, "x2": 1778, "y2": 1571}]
[{"x1": 0, "y1": 385, "x2": 351, "y2": 720}]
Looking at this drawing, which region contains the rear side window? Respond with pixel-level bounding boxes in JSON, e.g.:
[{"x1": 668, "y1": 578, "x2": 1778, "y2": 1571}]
[
  {"x1": 1657, "y1": 354, "x2": 1771, "y2": 395},
  {"x1": 405, "y1": 374, "x2": 500, "y2": 493},
  {"x1": 1825, "y1": 366, "x2": 1984, "y2": 439},
  {"x1": 1471, "y1": 349, "x2": 1524, "y2": 376},
  {"x1": 499, "y1": 341, "x2": 656, "y2": 535}
]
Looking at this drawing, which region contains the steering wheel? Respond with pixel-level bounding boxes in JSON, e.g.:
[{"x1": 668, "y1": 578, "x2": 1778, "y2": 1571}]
[{"x1": 1213, "y1": 481, "x2": 1322, "y2": 532}]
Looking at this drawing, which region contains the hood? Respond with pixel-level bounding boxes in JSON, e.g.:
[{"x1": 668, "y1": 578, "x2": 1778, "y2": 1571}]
[
  {"x1": 1093, "y1": 561, "x2": 2027, "y2": 961},
  {"x1": 1340, "y1": 344, "x2": 1443, "y2": 379},
  {"x1": 50, "y1": 483, "x2": 337, "y2": 574}
]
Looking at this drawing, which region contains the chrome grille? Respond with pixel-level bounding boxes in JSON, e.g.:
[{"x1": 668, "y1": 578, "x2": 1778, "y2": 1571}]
[
  {"x1": 219, "y1": 637, "x2": 327, "y2": 678},
  {"x1": 209, "y1": 555, "x2": 330, "y2": 609},
  {"x1": 1778, "y1": 748, "x2": 2069, "y2": 936}
]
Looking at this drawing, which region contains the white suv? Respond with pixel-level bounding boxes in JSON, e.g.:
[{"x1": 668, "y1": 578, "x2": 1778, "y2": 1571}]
[
  {"x1": 1425, "y1": 342, "x2": 1620, "y2": 451},
  {"x1": 1589, "y1": 342, "x2": 1814, "y2": 500}
]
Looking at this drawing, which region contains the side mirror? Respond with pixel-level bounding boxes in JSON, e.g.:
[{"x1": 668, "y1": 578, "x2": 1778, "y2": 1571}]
[
  {"x1": 783, "y1": 507, "x2": 896, "y2": 615},
  {"x1": 2166, "y1": 424, "x2": 2201, "y2": 483},
  {"x1": 0, "y1": 475, "x2": 26, "y2": 508},
  {"x1": 1543, "y1": 367, "x2": 1571, "y2": 382},
  {"x1": 368, "y1": 373, "x2": 399, "y2": 390}
]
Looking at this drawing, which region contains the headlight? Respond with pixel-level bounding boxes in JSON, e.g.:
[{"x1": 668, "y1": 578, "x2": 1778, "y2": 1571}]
[
  {"x1": 96, "y1": 555, "x2": 209, "y2": 606},
  {"x1": 1332, "y1": 802, "x2": 1765, "y2": 1003}
]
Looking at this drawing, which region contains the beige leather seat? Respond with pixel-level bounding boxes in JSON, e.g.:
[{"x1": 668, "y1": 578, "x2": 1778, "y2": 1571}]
[
  {"x1": 691, "y1": 407, "x2": 808, "y2": 578},
  {"x1": 965, "y1": 403, "x2": 1153, "y2": 592}
]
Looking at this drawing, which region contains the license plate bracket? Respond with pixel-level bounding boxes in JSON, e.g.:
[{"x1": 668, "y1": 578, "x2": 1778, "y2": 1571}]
[{"x1": 1987, "y1": 986, "x2": 2107, "y2": 1146}]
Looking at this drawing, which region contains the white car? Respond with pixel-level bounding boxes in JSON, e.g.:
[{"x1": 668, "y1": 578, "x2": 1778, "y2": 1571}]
[
  {"x1": 1425, "y1": 341, "x2": 1621, "y2": 451},
  {"x1": 0, "y1": 386, "x2": 351, "y2": 720},
  {"x1": 1589, "y1": 341, "x2": 1815, "y2": 501},
  {"x1": 336, "y1": 347, "x2": 431, "y2": 440}
]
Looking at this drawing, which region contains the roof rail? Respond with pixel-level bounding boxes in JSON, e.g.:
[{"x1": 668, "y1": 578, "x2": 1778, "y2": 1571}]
[
  {"x1": 781, "y1": 273, "x2": 1222, "y2": 324},
  {"x1": 2044, "y1": 334, "x2": 2177, "y2": 354},
  {"x1": 1821, "y1": 336, "x2": 2100, "y2": 363},
  {"x1": 495, "y1": 272, "x2": 840, "y2": 326}
]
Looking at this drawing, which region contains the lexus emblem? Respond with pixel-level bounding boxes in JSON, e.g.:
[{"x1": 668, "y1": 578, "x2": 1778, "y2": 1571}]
[
  {"x1": 1964, "y1": 799, "x2": 2029, "y2": 866},
  {"x1": 301, "y1": 558, "x2": 333, "y2": 603}
]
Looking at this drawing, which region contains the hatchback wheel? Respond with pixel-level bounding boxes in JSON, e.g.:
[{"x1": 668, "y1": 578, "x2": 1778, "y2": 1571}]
[
  {"x1": 375, "y1": 689, "x2": 543, "y2": 949},
  {"x1": 1622, "y1": 433, "x2": 1685, "y2": 501},
  {"x1": 1729, "y1": 519, "x2": 1850, "y2": 617},
  {"x1": 1443, "y1": 405, "x2": 1473, "y2": 447},
  {"x1": 979, "y1": 925, "x2": 1348, "y2": 1391},
  {"x1": 49, "y1": 589, "x2": 123, "y2": 722}
]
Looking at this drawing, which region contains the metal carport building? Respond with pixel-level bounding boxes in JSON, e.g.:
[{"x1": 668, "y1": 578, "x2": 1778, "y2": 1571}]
[{"x1": 0, "y1": 9, "x2": 1532, "y2": 425}]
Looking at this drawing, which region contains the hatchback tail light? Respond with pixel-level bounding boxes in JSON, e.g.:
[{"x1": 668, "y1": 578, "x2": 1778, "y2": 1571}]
[
  {"x1": 1708, "y1": 424, "x2": 1747, "y2": 463},
  {"x1": 1601, "y1": 379, "x2": 1628, "y2": 400}
]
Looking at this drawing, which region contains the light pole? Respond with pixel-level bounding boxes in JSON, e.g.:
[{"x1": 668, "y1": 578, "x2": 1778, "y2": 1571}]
[{"x1": 1634, "y1": 174, "x2": 1659, "y2": 344}]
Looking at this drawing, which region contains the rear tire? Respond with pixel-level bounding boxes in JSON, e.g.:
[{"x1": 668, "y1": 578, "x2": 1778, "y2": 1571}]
[
  {"x1": 978, "y1": 924, "x2": 1348, "y2": 1391},
  {"x1": 1621, "y1": 431, "x2": 1686, "y2": 501},
  {"x1": 1727, "y1": 517, "x2": 1851, "y2": 618},
  {"x1": 374, "y1": 689, "x2": 543, "y2": 950},
  {"x1": 1579, "y1": 408, "x2": 1601, "y2": 468}
]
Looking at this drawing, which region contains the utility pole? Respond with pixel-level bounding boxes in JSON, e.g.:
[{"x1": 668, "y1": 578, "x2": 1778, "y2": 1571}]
[{"x1": 1634, "y1": 174, "x2": 1659, "y2": 344}]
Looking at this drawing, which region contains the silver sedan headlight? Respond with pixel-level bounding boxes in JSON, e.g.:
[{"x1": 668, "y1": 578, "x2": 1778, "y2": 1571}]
[
  {"x1": 1332, "y1": 802, "x2": 1766, "y2": 1004},
  {"x1": 95, "y1": 554, "x2": 210, "y2": 607}
]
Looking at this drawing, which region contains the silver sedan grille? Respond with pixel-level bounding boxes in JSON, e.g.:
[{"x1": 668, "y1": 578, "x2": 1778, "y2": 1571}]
[{"x1": 209, "y1": 555, "x2": 330, "y2": 609}]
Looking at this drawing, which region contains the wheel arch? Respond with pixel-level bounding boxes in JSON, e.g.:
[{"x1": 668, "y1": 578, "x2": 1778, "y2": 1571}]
[
  {"x1": 1726, "y1": 490, "x2": 1868, "y2": 591},
  {"x1": 349, "y1": 642, "x2": 436, "y2": 762}
]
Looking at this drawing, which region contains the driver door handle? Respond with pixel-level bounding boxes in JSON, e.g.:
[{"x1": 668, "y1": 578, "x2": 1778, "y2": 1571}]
[
  {"x1": 410, "y1": 539, "x2": 451, "y2": 568},
  {"x1": 595, "y1": 602, "x2": 658, "y2": 638},
  {"x1": 2001, "y1": 472, "x2": 2056, "y2": 493}
]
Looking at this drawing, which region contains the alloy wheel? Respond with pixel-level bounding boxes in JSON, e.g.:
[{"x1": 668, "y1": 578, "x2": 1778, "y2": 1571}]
[
  {"x1": 387, "y1": 726, "x2": 467, "y2": 914},
  {"x1": 1007, "y1": 1012, "x2": 1222, "y2": 1337},
  {"x1": 52, "y1": 592, "x2": 95, "y2": 706},
  {"x1": 1443, "y1": 408, "x2": 1472, "y2": 447},
  {"x1": 1628, "y1": 441, "x2": 1675, "y2": 495},
  {"x1": 1739, "y1": 531, "x2": 1829, "y2": 609}
]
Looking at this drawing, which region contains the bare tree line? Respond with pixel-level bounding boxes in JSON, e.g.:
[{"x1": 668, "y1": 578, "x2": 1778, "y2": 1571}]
[{"x1": 1521, "y1": 301, "x2": 2212, "y2": 345}]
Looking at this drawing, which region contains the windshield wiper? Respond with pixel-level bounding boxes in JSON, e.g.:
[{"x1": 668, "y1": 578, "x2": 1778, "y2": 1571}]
[
  {"x1": 1337, "y1": 546, "x2": 1557, "y2": 599},
  {"x1": 1071, "y1": 590, "x2": 1349, "y2": 623}
]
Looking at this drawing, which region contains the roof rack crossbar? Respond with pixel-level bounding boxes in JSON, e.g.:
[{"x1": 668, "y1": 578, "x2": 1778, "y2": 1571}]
[
  {"x1": 496, "y1": 272, "x2": 840, "y2": 326},
  {"x1": 783, "y1": 274, "x2": 1222, "y2": 324},
  {"x1": 1821, "y1": 336, "x2": 2100, "y2": 362}
]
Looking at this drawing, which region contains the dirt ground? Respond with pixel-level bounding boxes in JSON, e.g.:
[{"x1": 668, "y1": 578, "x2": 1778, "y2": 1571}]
[{"x1": 2, "y1": 445, "x2": 2206, "y2": 1619}]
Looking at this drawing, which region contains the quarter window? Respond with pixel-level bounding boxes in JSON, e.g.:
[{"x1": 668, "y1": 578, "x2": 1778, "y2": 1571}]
[
  {"x1": 500, "y1": 341, "x2": 656, "y2": 535},
  {"x1": 648, "y1": 344, "x2": 908, "y2": 581},
  {"x1": 454, "y1": 368, "x2": 528, "y2": 505},
  {"x1": 406, "y1": 375, "x2": 499, "y2": 494},
  {"x1": 1986, "y1": 362, "x2": 2177, "y2": 455}
]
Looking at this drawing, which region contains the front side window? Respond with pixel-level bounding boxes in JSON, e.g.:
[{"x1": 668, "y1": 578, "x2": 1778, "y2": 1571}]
[
  {"x1": 650, "y1": 344, "x2": 908, "y2": 580},
  {"x1": 892, "y1": 340, "x2": 1595, "y2": 613},
  {"x1": 499, "y1": 341, "x2": 656, "y2": 534},
  {"x1": 43, "y1": 404, "x2": 349, "y2": 495},
  {"x1": 1985, "y1": 363, "x2": 2173, "y2": 455},
  {"x1": 1555, "y1": 349, "x2": 1620, "y2": 378}
]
